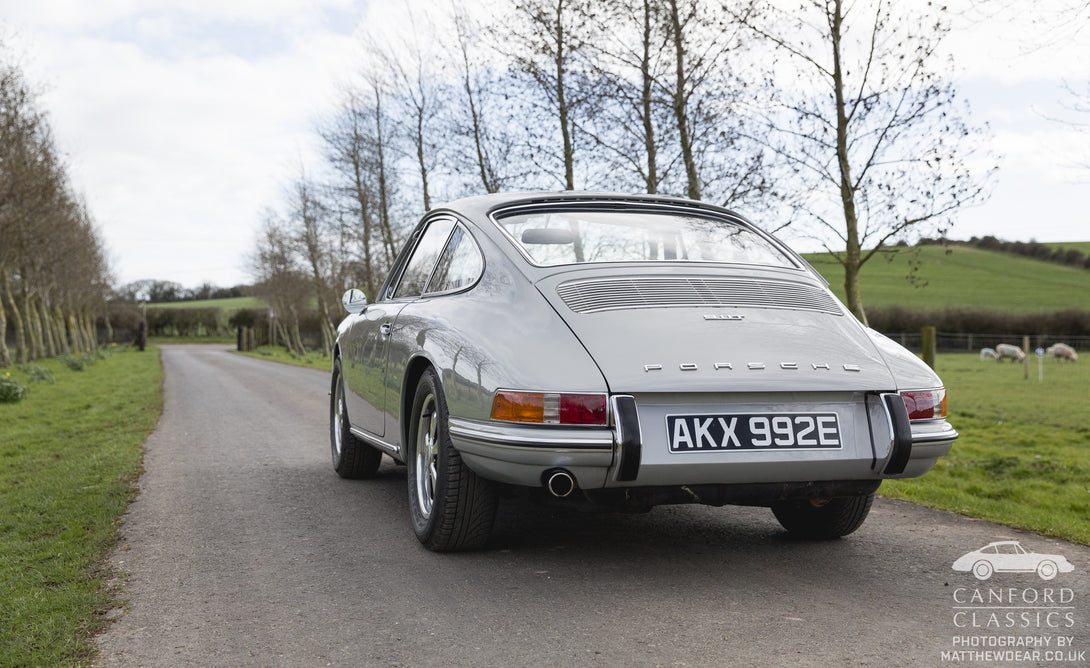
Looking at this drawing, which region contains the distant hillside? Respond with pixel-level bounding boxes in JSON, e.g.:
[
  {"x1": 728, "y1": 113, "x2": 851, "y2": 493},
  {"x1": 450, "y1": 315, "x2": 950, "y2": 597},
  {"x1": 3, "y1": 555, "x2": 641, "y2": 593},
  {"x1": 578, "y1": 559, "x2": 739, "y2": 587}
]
[
  {"x1": 803, "y1": 245, "x2": 1090, "y2": 314},
  {"x1": 148, "y1": 296, "x2": 264, "y2": 312}
]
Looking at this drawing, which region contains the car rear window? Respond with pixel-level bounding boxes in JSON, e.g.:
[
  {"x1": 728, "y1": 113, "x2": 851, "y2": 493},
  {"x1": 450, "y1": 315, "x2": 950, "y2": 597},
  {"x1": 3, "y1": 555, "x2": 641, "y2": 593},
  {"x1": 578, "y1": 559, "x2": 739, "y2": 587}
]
[{"x1": 494, "y1": 209, "x2": 795, "y2": 268}]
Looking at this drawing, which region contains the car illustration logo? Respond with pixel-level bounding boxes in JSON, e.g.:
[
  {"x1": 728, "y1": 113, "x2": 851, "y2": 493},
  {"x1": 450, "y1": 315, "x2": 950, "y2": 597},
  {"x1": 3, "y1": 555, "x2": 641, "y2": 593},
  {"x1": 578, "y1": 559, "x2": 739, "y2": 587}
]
[{"x1": 952, "y1": 541, "x2": 1075, "y2": 581}]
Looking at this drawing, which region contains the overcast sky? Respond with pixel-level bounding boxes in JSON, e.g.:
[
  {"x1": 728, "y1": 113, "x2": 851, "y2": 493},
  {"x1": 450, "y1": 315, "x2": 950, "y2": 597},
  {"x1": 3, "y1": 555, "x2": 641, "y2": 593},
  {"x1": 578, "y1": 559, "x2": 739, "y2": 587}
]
[{"x1": 3, "y1": 0, "x2": 1088, "y2": 288}]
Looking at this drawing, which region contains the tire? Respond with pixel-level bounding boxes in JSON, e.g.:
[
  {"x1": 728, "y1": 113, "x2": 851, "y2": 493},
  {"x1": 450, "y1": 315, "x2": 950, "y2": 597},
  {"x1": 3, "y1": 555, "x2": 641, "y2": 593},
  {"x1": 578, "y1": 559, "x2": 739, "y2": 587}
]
[
  {"x1": 330, "y1": 357, "x2": 383, "y2": 479},
  {"x1": 407, "y1": 368, "x2": 497, "y2": 551},
  {"x1": 771, "y1": 493, "x2": 874, "y2": 539},
  {"x1": 972, "y1": 560, "x2": 994, "y2": 581},
  {"x1": 1037, "y1": 560, "x2": 1058, "y2": 581}
]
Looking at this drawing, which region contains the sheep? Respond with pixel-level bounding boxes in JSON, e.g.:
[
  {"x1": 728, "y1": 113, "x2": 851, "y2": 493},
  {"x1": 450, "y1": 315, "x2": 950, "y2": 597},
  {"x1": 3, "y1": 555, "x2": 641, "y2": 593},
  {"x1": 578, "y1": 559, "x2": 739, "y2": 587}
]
[
  {"x1": 1046, "y1": 343, "x2": 1078, "y2": 363},
  {"x1": 979, "y1": 347, "x2": 999, "y2": 361},
  {"x1": 995, "y1": 343, "x2": 1026, "y2": 362}
]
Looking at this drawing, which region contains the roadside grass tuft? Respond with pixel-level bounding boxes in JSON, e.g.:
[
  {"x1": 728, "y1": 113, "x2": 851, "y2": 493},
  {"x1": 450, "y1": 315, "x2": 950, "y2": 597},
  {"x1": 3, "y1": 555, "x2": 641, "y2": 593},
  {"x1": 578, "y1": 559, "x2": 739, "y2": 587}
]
[
  {"x1": 882, "y1": 353, "x2": 1090, "y2": 545},
  {"x1": 0, "y1": 346, "x2": 162, "y2": 667}
]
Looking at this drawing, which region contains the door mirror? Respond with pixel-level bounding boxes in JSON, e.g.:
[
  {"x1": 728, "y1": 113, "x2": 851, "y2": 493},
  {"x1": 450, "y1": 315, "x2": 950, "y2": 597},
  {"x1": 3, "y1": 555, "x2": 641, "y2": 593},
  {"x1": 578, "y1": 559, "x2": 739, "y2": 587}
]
[{"x1": 341, "y1": 288, "x2": 368, "y2": 314}]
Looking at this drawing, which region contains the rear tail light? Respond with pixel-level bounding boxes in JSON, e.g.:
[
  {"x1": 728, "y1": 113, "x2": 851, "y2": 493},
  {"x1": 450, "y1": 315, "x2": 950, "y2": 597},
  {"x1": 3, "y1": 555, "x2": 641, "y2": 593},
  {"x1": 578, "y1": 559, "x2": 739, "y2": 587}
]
[
  {"x1": 899, "y1": 389, "x2": 946, "y2": 421},
  {"x1": 491, "y1": 391, "x2": 608, "y2": 426}
]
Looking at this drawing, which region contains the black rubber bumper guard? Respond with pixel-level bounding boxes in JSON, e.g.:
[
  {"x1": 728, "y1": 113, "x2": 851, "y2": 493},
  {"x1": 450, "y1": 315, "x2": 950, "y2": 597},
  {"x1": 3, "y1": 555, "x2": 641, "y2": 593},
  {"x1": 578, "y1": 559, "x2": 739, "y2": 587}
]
[
  {"x1": 881, "y1": 392, "x2": 914, "y2": 475},
  {"x1": 611, "y1": 395, "x2": 642, "y2": 481}
]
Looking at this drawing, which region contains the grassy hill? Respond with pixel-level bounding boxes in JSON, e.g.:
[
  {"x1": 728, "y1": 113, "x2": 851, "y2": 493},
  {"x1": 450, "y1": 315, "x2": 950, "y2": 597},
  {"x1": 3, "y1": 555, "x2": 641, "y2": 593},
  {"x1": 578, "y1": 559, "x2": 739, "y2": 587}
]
[
  {"x1": 803, "y1": 245, "x2": 1090, "y2": 313},
  {"x1": 148, "y1": 296, "x2": 264, "y2": 312}
]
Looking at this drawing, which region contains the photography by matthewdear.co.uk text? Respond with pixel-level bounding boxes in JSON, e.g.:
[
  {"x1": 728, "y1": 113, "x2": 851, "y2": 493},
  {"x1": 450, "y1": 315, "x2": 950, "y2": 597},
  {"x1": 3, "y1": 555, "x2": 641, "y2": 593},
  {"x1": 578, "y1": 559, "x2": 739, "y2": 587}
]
[{"x1": 944, "y1": 541, "x2": 1084, "y2": 664}]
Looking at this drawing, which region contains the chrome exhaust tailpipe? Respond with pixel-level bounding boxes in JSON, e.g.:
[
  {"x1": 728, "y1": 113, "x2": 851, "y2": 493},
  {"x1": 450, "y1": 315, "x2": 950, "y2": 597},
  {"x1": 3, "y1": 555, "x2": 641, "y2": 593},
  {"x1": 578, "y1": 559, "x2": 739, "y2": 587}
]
[{"x1": 545, "y1": 469, "x2": 576, "y2": 498}]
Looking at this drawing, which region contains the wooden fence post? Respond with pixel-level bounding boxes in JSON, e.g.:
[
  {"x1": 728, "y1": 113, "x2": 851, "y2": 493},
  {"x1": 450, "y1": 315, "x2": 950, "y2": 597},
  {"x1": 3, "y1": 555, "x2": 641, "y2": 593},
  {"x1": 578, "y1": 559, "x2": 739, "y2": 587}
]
[
  {"x1": 1023, "y1": 335, "x2": 1030, "y2": 380},
  {"x1": 922, "y1": 326, "x2": 936, "y2": 370}
]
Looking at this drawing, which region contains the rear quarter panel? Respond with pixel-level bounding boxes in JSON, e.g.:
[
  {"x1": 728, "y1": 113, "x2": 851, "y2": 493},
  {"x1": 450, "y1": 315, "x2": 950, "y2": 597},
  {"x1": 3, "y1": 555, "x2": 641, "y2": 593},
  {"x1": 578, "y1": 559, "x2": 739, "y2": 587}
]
[{"x1": 384, "y1": 231, "x2": 608, "y2": 449}]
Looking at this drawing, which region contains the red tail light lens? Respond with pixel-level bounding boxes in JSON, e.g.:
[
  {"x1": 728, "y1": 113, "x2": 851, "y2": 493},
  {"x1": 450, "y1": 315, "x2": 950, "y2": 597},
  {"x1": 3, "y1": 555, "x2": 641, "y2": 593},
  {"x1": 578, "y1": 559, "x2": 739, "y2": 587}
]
[
  {"x1": 900, "y1": 389, "x2": 946, "y2": 420},
  {"x1": 491, "y1": 391, "x2": 608, "y2": 426}
]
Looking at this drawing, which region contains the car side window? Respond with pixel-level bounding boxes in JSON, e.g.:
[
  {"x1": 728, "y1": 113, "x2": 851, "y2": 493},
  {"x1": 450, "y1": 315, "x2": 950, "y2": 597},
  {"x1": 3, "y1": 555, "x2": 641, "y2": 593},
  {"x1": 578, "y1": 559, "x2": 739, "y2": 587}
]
[
  {"x1": 426, "y1": 226, "x2": 483, "y2": 294},
  {"x1": 393, "y1": 218, "x2": 456, "y2": 299}
]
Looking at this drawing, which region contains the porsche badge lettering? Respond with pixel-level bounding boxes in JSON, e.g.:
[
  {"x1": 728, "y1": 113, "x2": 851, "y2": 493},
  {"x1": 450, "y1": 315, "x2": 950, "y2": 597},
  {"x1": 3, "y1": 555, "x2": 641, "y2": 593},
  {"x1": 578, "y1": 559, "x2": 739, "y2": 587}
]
[
  {"x1": 703, "y1": 314, "x2": 744, "y2": 321},
  {"x1": 642, "y1": 361, "x2": 862, "y2": 372}
]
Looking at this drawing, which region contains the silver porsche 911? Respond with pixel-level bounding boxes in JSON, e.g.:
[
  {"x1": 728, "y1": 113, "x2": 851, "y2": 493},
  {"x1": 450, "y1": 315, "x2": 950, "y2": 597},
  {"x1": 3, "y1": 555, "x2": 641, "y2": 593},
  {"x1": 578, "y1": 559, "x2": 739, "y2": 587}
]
[{"x1": 330, "y1": 192, "x2": 957, "y2": 551}]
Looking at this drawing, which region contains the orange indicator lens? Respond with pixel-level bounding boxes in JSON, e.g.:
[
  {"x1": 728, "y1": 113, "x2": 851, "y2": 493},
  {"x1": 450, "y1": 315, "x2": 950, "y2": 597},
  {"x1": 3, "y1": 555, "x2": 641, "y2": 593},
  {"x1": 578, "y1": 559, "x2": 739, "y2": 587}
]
[
  {"x1": 490, "y1": 391, "x2": 545, "y2": 423},
  {"x1": 491, "y1": 391, "x2": 608, "y2": 426}
]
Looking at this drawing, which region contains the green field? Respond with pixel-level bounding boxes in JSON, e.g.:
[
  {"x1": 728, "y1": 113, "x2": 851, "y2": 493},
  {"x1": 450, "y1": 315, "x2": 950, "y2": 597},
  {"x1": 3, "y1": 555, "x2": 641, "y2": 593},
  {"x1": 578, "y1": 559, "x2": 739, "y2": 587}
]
[
  {"x1": 803, "y1": 245, "x2": 1090, "y2": 312},
  {"x1": 148, "y1": 296, "x2": 264, "y2": 311},
  {"x1": 883, "y1": 353, "x2": 1090, "y2": 544},
  {"x1": 0, "y1": 347, "x2": 163, "y2": 666}
]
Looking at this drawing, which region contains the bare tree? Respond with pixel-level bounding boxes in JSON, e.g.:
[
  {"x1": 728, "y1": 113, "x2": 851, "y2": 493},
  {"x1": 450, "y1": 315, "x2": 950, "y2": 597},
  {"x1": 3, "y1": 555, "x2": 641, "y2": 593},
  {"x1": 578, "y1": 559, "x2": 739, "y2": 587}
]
[
  {"x1": 449, "y1": 5, "x2": 520, "y2": 193},
  {"x1": 249, "y1": 212, "x2": 310, "y2": 356},
  {"x1": 321, "y1": 93, "x2": 377, "y2": 296},
  {"x1": 373, "y1": 13, "x2": 444, "y2": 212},
  {"x1": 578, "y1": 0, "x2": 674, "y2": 194},
  {"x1": 499, "y1": 0, "x2": 588, "y2": 190},
  {"x1": 731, "y1": 0, "x2": 995, "y2": 324},
  {"x1": 1, "y1": 48, "x2": 111, "y2": 367},
  {"x1": 287, "y1": 171, "x2": 337, "y2": 357}
]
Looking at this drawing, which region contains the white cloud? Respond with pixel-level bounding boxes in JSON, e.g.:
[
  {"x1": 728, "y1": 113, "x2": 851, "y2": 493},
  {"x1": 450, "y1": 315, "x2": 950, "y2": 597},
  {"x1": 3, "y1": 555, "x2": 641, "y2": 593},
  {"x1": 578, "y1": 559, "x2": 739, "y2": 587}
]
[{"x1": 2, "y1": 0, "x2": 365, "y2": 285}]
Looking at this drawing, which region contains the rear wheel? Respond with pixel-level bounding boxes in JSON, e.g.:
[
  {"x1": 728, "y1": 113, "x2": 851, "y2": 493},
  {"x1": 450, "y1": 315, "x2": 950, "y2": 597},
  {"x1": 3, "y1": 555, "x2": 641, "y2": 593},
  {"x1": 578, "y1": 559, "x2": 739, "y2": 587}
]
[
  {"x1": 330, "y1": 357, "x2": 383, "y2": 479},
  {"x1": 407, "y1": 368, "x2": 497, "y2": 551},
  {"x1": 973, "y1": 560, "x2": 994, "y2": 581},
  {"x1": 771, "y1": 493, "x2": 873, "y2": 539}
]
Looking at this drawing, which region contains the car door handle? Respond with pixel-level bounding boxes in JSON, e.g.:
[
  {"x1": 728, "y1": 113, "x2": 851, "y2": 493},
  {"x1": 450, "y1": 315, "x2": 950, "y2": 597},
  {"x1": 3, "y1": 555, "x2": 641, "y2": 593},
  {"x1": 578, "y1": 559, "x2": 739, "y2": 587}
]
[{"x1": 380, "y1": 323, "x2": 392, "y2": 337}]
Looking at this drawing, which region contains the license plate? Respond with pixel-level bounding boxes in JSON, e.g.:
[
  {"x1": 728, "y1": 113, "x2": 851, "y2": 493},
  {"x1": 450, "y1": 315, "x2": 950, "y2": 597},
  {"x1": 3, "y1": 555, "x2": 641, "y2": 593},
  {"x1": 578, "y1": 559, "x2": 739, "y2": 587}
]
[{"x1": 666, "y1": 413, "x2": 842, "y2": 452}]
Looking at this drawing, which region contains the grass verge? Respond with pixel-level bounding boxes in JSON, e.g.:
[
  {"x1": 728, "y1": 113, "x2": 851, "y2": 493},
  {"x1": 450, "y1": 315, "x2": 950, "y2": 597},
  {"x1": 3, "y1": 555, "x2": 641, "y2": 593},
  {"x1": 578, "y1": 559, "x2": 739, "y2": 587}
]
[
  {"x1": 882, "y1": 353, "x2": 1090, "y2": 545},
  {"x1": 234, "y1": 346, "x2": 331, "y2": 371},
  {"x1": 0, "y1": 346, "x2": 163, "y2": 667}
]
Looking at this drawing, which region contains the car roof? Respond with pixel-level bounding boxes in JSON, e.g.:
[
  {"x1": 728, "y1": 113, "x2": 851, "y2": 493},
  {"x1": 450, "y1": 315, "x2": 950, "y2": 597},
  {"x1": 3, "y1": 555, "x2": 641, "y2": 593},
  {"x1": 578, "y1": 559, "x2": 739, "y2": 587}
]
[{"x1": 435, "y1": 190, "x2": 750, "y2": 225}]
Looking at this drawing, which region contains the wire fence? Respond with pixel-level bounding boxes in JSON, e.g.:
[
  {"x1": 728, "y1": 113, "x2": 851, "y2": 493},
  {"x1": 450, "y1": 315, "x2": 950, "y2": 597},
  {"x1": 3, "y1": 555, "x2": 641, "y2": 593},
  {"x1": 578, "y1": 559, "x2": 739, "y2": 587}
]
[{"x1": 883, "y1": 332, "x2": 1090, "y2": 354}]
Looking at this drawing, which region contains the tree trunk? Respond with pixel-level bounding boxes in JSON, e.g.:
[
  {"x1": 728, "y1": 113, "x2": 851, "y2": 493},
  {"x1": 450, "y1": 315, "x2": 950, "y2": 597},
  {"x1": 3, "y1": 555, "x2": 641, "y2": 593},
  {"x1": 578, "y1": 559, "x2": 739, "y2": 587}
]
[
  {"x1": 349, "y1": 135, "x2": 376, "y2": 297},
  {"x1": 373, "y1": 86, "x2": 398, "y2": 265},
  {"x1": 52, "y1": 305, "x2": 70, "y2": 355},
  {"x1": 0, "y1": 284, "x2": 9, "y2": 368},
  {"x1": 641, "y1": 0, "x2": 658, "y2": 194},
  {"x1": 2, "y1": 269, "x2": 27, "y2": 364},
  {"x1": 555, "y1": 0, "x2": 575, "y2": 190},
  {"x1": 415, "y1": 111, "x2": 431, "y2": 211},
  {"x1": 23, "y1": 289, "x2": 44, "y2": 361},
  {"x1": 830, "y1": 0, "x2": 866, "y2": 325},
  {"x1": 38, "y1": 297, "x2": 57, "y2": 358},
  {"x1": 667, "y1": 0, "x2": 700, "y2": 200},
  {"x1": 81, "y1": 312, "x2": 96, "y2": 350}
]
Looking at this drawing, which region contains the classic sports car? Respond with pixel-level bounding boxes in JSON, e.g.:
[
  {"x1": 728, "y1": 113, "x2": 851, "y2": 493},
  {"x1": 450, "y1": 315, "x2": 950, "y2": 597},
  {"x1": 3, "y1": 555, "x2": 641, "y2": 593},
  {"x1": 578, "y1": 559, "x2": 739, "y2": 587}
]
[
  {"x1": 952, "y1": 541, "x2": 1074, "y2": 581},
  {"x1": 330, "y1": 192, "x2": 958, "y2": 551}
]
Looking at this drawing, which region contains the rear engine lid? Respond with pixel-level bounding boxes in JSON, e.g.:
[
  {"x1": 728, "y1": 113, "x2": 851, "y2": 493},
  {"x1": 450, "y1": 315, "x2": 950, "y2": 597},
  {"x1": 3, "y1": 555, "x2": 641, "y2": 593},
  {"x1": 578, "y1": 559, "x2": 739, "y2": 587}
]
[{"x1": 536, "y1": 268, "x2": 896, "y2": 393}]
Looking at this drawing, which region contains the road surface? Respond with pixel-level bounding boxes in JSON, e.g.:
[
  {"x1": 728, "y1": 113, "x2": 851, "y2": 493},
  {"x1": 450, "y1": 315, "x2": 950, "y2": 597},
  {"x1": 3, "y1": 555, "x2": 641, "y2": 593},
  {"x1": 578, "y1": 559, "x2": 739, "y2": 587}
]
[{"x1": 95, "y1": 344, "x2": 1090, "y2": 666}]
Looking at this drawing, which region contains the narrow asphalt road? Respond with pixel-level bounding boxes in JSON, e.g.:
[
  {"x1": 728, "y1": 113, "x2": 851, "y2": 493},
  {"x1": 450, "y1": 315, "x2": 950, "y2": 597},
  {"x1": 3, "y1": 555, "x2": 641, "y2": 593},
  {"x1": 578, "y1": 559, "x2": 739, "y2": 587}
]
[{"x1": 95, "y1": 344, "x2": 1090, "y2": 666}]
